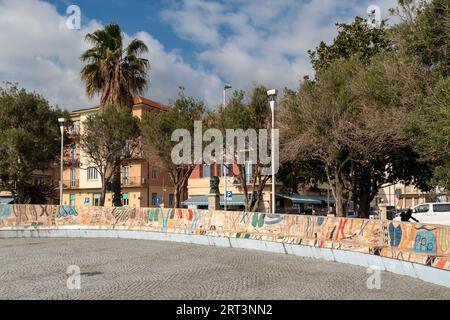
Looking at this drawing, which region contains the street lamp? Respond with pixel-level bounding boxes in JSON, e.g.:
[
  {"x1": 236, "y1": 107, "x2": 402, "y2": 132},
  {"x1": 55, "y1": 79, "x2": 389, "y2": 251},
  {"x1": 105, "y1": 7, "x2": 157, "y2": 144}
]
[
  {"x1": 58, "y1": 117, "x2": 65, "y2": 206},
  {"x1": 267, "y1": 89, "x2": 278, "y2": 214},
  {"x1": 223, "y1": 84, "x2": 232, "y2": 212},
  {"x1": 223, "y1": 84, "x2": 232, "y2": 106}
]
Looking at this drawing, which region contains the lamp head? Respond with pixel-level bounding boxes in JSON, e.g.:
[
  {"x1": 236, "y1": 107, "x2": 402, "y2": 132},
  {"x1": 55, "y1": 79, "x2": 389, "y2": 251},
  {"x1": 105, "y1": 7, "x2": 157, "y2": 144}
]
[
  {"x1": 267, "y1": 89, "x2": 278, "y2": 101},
  {"x1": 58, "y1": 118, "x2": 66, "y2": 127},
  {"x1": 224, "y1": 84, "x2": 232, "y2": 90}
]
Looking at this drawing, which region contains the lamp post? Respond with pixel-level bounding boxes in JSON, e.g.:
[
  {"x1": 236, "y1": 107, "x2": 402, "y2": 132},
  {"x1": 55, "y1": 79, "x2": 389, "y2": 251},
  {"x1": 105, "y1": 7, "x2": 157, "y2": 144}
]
[
  {"x1": 223, "y1": 84, "x2": 232, "y2": 211},
  {"x1": 267, "y1": 89, "x2": 278, "y2": 214},
  {"x1": 58, "y1": 117, "x2": 65, "y2": 206}
]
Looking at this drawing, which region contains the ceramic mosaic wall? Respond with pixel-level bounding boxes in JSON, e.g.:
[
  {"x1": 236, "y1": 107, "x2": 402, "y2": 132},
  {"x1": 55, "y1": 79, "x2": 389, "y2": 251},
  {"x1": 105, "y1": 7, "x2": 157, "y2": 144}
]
[{"x1": 0, "y1": 204, "x2": 449, "y2": 270}]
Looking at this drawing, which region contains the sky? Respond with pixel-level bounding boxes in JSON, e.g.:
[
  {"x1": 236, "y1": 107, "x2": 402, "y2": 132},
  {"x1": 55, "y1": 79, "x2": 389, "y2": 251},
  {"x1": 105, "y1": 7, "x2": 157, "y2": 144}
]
[{"x1": 0, "y1": 0, "x2": 398, "y2": 110}]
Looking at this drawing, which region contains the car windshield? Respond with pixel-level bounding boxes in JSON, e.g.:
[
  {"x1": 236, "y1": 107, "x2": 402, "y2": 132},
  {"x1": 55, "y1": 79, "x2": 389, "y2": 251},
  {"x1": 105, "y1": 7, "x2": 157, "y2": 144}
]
[
  {"x1": 433, "y1": 204, "x2": 450, "y2": 212},
  {"x1": 414, "y1": 204, "x2": 429, "y2": 213}
]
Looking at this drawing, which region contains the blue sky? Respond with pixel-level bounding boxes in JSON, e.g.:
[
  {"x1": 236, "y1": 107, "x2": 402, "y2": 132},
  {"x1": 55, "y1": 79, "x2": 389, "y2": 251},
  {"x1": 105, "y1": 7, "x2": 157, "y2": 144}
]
[
  {"x1": 46, "y1": 0, "x2": 199, "y2": 63},
  {"x1": 0, "y1": 0, "x2": 398, "y2": 110}
]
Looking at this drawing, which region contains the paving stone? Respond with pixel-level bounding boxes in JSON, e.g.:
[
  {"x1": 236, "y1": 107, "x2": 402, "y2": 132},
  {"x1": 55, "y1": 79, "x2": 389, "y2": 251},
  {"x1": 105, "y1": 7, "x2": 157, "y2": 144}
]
[{"x1": 0, "y1": 238, "x2": 449, "y2": 300}]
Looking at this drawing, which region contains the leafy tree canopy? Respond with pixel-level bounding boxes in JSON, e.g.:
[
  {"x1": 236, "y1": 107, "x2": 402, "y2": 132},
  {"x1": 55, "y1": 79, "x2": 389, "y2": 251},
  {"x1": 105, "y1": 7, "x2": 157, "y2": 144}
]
[{"x1": 0, "y1": 82, "x2": 70, "y2": 203}]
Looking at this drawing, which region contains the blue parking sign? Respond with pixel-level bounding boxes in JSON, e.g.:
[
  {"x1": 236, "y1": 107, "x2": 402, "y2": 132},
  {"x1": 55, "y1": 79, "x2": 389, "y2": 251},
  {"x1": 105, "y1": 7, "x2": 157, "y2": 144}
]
[
  {"x1": 155, "y1": 197, "x2": 161, "y2": 204},
  {"x1": 226, "y1": 191, "x2": 232, "y2": 200}
]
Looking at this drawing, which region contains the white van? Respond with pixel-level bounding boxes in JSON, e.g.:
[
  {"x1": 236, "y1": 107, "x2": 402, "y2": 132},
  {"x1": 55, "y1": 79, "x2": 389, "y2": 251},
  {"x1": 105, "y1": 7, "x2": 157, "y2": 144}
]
[{"x1": 393, "y1": 203, "x2": 450, "y2": 226}]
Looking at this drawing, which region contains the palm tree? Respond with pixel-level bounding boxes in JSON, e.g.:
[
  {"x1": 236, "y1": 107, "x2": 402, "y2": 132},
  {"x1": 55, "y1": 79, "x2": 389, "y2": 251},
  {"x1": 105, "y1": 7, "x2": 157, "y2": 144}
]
[
  {"x1": 81, "y1": 23, "x2": 149, "y2": 109},
  {"x1": 80, "y1": 23, "x2": 149, "y2": 206}
]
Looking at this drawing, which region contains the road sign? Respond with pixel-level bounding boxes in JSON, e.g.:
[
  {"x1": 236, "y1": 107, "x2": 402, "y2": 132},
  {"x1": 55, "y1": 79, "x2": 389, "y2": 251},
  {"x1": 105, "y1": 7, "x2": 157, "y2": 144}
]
[
  {"x1": 155, "y1": 197, "x2": 161, "y2": 204},
  {"x1": 226, "y1": 191, "x2": 232, "y2": 200},
  {"x1": 84, "y1": 197, "x2": 89, "y2": 204}
]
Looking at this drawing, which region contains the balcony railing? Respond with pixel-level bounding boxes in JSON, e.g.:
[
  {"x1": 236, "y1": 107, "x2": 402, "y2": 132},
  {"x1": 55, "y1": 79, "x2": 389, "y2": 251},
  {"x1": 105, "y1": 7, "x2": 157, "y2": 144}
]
[
  {"x1": 63, "y1": 180, "x2": 79, "y2": 189},
  {"x1": 121, "y1": 176, "x2": 147, "y2": 187}
]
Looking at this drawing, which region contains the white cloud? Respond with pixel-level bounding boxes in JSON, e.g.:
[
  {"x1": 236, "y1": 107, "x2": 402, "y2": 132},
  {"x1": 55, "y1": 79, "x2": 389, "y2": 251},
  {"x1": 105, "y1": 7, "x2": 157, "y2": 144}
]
[
  {"x1": 161, "y1": 0, "x2": 398, "y2": 94},
  {"x1": 0, "y1": 0, "x2": 224, "y2": 110},
  {"x1": 0, "y1": 0, "x2": 399, "y2": 111}
]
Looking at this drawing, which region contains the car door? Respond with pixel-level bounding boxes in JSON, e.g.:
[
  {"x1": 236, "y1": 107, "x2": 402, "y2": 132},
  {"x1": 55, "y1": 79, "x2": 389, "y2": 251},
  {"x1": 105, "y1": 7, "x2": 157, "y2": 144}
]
[
  {"x1": 431, "y1": 204, "x2": 450, "y2": 226},
  {"x1": 412, "y1": 204, "x2": 431, "y2": 224}
]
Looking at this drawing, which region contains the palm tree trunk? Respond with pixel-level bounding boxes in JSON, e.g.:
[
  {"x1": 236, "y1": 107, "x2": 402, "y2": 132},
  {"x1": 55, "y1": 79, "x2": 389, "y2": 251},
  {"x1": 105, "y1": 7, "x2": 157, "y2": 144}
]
[{"x1": 112, "y1": 159, "x2": 122, "y2": 206}]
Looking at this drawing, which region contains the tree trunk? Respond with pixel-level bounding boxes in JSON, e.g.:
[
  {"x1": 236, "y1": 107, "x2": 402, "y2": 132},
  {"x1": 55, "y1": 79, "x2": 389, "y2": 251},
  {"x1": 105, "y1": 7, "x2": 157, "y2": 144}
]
[
  {"x1": 16, "y1": 181, "x2": 25, "y2": 204},
  {"x1": 357, "y1": 188, "x2": 371, "y2": 218},
  {"x1": 112, "y1": 159, "x2": 122, "y2": 207},
  {"x1": 174, "y1": 185, "x2": 180, "y2": 209},
  {"x1": 100, "y1": 176, "x2": 107, "y2": 207},
  {"x1": 334, "y1": 169, "x2": 344, "y2": 217}
]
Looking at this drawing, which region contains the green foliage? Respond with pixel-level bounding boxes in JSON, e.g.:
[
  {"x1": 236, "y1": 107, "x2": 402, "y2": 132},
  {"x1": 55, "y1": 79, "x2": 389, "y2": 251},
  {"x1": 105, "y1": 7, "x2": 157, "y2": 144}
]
[
  {"x1": 212, "y1": 86, "x2": 273, "y2": 211},
  {"x1": 140, "y1": 91, "x2": 205, "y2": 208},
  {"x1": 391, "y1": 0, "x2": 450, "y2": 76},
  {"x1": 141, "y1": 91, "x2": 205, "y2": 163},
  {"x1": 80, "y1": 23, "x2": 150, "y2": 108},
  {"x1": 0, "y1": 83, "x2": 70, "y2": 203},
  {"x1": 308, "y1": 16, "x2": 391, "y2": 72},
  {"x1": 277, "y1": 160, "x2": 327, "y2": 194}
]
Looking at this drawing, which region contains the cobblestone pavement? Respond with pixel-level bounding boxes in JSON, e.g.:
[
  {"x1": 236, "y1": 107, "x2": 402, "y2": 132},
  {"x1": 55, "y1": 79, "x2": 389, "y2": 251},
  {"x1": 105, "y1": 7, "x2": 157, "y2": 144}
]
[{"x1": 0, "y1": 238, "x2": 449, "y2": 300}]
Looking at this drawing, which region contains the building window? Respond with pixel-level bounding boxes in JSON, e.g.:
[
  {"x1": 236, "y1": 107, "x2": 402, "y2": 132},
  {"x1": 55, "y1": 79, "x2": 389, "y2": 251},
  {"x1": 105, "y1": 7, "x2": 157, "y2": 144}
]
[
  {"x1": 151, "y1": 166, "x2": 158, "y2": 180},
  {"x1": 122, "y1": 193, "x2": 129, "y2": 206},
  {"x1": 123, "y1": 140, "x2": 130, "y2": 154},
  {"x1": 169, "y1": 194, "x2": 174, "y2": 206},
  {"x1": 71, "y1": 143, "x2": 76, "y2": 160},
  {"x1": 93, "y1": 194, "x2": 101, "y2": 206},
  {"x1": 69, "y1": 194, "x2": 75, "y2": 206},
  {"x1": 122, "y1": 165, "x2": 129, "y2": 184},
  {"x1": 70, "y1": 168, "x2": 76, "y2": 187},
  {"x1": 70, "y1": 121, "x2": 77, "y2": 134},
  {"x1": 152, "y1": 193, "x2": 158, "y2": 205},
  {"x1": 87, "y1": 167, "x2": 98, "y2": 180},
  {"x1": 203, "y1": 164, "x2": 211, "y2": 178}
]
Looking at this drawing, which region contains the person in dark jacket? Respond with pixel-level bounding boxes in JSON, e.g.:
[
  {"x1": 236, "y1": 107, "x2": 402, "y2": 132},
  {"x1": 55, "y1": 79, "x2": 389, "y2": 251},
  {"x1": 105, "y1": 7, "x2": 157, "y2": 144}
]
[{"x1": 400, "y1": 209, "x2": 419, "y2": 223}]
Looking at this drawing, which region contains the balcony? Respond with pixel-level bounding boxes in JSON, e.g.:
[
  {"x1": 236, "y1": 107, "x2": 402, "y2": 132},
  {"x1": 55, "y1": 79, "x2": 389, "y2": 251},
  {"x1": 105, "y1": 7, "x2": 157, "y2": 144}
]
[
  {"x1": 121, "y1": 176, "x2": 147, "y2": 187},
  {"x1": 63, "y1": 180, "x2": 79, "y2": 189}
]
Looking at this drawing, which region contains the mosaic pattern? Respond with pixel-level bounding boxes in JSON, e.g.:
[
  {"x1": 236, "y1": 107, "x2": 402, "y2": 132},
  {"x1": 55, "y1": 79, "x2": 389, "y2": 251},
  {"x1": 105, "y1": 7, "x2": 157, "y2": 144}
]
[{"x1": 1, "y1": 204, "x2": 449, "y2": 271}]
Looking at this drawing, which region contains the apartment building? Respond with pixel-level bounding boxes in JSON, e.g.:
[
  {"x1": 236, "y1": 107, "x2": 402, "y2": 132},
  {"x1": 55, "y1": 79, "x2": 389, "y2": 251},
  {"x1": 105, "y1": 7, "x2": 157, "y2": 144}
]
[
  {"x1": 374, "y1": 183, "x2": 449, "y2": 210},
  {"x1": 61, "y1": 96, "x2": 176, "y2": 208}
]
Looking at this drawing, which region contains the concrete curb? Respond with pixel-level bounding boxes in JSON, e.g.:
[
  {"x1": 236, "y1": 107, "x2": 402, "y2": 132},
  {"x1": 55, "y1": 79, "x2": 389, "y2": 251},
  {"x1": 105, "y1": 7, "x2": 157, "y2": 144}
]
[{"x1": 1, "y1": 228, "x2": 449, "y2": 288}]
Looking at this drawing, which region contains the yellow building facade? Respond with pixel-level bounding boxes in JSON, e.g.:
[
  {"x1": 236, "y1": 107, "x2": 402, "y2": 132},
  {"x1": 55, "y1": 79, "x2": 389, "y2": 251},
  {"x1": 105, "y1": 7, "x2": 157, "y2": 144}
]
[{"x1": 62, "y1": 96, "x2": 176, "y2": 208}]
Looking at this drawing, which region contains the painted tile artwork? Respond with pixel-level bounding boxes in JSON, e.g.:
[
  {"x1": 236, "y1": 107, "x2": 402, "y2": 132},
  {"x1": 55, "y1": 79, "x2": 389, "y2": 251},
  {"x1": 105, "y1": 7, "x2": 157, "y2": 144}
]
[{"x1": 0, "y1": 204, "x2": 449, "y2": 271}]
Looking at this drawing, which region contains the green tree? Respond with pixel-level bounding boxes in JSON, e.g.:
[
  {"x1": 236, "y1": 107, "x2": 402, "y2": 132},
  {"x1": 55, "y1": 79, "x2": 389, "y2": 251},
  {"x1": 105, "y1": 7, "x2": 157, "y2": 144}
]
[
  {"x1": 0, "y1": 83, "x2": 70, "y2": 203},
  {"x1": 308, "y1": 16, "x2": 391, "y2": 72},
  {"x1": 213, "y1": 86, "x2": 274, "y2": 212},
  {"x1": 80, "y1": 23, "x2": 150, "y2": 206},
  {"x1": 390, "y1": 0, "x2": 450, "y2": 193},
  {"x1": 277, "y1": 160, "x2": 327, "y2": 194},
  {"x1": 140, "y1": 91, "x2": 205, "y2": 208},
  {"x1": 79, "y1": 106, "x2": 140, "y2": 206},
  {"x1": 279, "y1": 53, "x2": 434, "y2": 217},
  {"x1": 390, "y1": 0, "x2": 450, "y2": 76}
]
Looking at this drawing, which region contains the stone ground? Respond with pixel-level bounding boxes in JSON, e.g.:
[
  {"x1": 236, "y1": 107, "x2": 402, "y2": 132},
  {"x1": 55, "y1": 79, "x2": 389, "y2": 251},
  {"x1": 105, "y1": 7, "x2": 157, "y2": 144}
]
[{"x1": 0, "y1": 238, "x2": 449, "y2": 300}]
